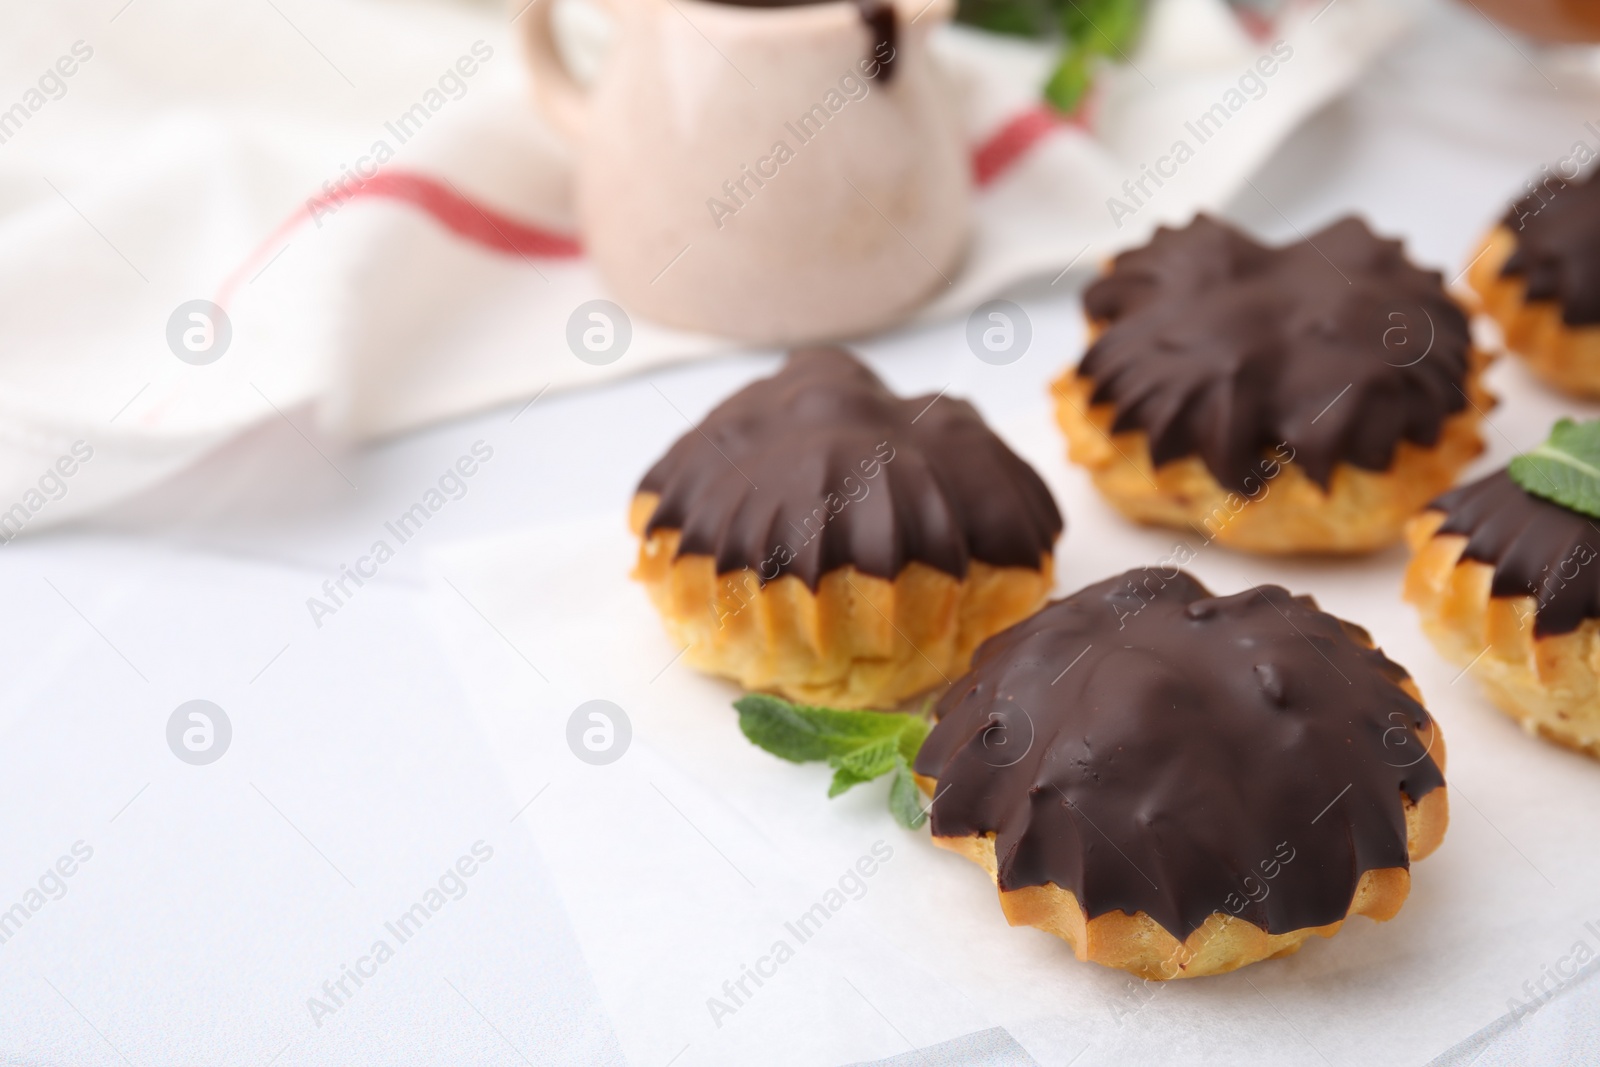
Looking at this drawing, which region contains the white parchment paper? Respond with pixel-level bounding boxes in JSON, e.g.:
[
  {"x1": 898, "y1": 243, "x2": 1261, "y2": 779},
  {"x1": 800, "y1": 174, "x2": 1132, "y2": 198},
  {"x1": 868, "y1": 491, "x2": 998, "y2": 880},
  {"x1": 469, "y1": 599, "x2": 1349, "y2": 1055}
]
[{"x1": 426, "y1": 350, "x2": 1600, "y2": 1067}]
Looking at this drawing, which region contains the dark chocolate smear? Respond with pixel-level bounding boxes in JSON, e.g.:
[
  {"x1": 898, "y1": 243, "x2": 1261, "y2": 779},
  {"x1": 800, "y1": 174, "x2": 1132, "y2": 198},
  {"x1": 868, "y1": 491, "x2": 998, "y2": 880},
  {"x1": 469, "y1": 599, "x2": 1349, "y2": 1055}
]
[
  {"x1": 914, "y1": 570, "x2": 1443, "y2": 940},
  {"x1": 638, "y1": 346, "x2": 1062, "y2": 588},
  {"x1": 1500, "y1": 167, "x2": 1600, "y2": 325},
  {"x1": 1429, "y1": 469, "x2": 1600, "y2": 637},
  {"x1": 1079, "y1": 215, "x2": 1471, "y2": 493},
  {"x1": 704, "y1": 0, "x2": 896, "y2": 82},
  {"x1": 855, "y1": 0, "x2": 897, "y2": 82}
]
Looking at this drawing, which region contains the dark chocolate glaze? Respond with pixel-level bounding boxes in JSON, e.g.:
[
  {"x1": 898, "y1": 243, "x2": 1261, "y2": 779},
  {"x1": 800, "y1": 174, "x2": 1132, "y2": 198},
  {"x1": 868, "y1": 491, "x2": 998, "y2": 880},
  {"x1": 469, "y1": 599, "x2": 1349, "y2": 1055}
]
[
  {"x1": 638, "y1": 346, "x2": 1062, "y2": 587},
  {"x1": 1429, "y1": 469, "x2": 1600, "y2": 637},
  {"x1": 1501, "y1": 169, "x2": 1600, "y2": 325},
  {"x1": 1079, "y1": 215, "x2": 1471, "y2": 493},
  {"x1": 706, "y1": 0, "x2": 897, "y2": 81},
  {"x1": 914, "y1": 570, "x2": 1444, "y2": 940}
]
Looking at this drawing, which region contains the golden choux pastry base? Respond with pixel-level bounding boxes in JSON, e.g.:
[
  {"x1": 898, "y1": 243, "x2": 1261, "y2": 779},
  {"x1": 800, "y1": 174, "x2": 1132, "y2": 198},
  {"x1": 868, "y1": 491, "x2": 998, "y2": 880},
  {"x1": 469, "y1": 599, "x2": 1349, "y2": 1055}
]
[
  {"x1": 916, "y1": 722, "x2": 1447, "y2": 980},
  {"x1": 1050, "y1": 366, "x2": 1489, "y2": 554},
  {"x1": 1405, "y1": 511, "x2": 1600, "y2": 757},
  {"x1": 629, "y1": 494, "x2": 1053, "y2": 708},
  {"x1": 1466, "y1": 225, "x2": 1600, "y2": 398}
]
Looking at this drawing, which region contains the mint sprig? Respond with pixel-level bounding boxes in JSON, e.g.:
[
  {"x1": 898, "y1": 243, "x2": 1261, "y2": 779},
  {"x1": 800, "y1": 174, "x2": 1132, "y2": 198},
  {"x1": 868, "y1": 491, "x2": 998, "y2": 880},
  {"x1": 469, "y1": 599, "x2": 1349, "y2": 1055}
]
[
  {"x1": 1509, "y1": 418, "x2": 1600, "y2": 519},
  {"x1": 733, "y1": 694, "x2": 931, "y2": 829},
  {"x1": 954, "y1": 0, "x2": 1145, "y2": 114},
  {"x1": 1047, "y1": 0, "x2": 1144, "y2": 114}
]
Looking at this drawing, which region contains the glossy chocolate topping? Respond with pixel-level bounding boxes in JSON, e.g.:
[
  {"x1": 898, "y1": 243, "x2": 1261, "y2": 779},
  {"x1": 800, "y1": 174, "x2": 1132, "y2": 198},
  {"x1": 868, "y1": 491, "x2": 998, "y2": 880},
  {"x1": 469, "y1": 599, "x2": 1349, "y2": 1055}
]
[
  {"x1": 1429, "y1": 470, "x2": 1600, "y2": 637},
  {"x1": 1501, "y1": 169, "x2": 1600, "y2": 325},
  {"x1": 707, "y1": 0, "x2": 897, "y2": 81},
  {"x1": 1079, "y1": 215, "x2": 1471, "y2": 493},
  {"x1": 915, "y1": 570, "x2": 1443, "y2": 940},
  {"x1": 638, "y1": 346, "x2": 1062, "y2": 587}
]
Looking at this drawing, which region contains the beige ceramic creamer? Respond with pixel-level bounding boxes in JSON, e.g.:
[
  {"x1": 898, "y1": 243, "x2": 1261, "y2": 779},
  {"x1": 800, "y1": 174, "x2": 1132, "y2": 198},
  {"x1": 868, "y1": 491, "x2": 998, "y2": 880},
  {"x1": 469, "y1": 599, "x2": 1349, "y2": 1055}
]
[{"x1": 519, "y1": 0, "x2": 970, "y2": 343}]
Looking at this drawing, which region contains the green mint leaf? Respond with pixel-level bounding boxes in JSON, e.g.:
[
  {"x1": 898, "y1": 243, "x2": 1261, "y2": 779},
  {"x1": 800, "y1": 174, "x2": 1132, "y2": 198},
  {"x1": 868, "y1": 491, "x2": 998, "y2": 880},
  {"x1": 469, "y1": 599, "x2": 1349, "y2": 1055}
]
[
  {"x1": 1043, "y1": 45, "x2": 1094, "y2": 115},
  {"x1": 888, "y1": 758, "x2": 929, "y2": 829},
  {"x1": 953, "y1": 0, "x2": 1145, "y2": 114},
  {"x1": 827, "y1": 764, "x2": 875, "y2": 798},
  {"x1": 1047, "y1": 0, "x2": 1144, "y2": 114},
  {"x1": 1509, "y1": 418, "x2": 1600, "y2": 519},
  {"x1": 734, "y1": 693, "x2": 907, "y2": 764},
  {"x1": 826, "y1": 736, "x2": 901, "y2": 797},
  {"x1": 1062, "y1": 0, "x2": 1143, "y2": 53},
  {"x1": 734, "y1": 693, "x2": 935, "y2": 827},
  {"x1": 897, "y1": 715, "x2": 930, "y2": 765}
]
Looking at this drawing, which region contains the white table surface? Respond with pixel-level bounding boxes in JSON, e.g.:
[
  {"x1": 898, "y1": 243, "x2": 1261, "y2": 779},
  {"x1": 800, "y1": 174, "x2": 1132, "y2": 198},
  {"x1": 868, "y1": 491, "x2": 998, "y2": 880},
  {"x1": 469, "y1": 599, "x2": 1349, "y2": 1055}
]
[{"x1": 5, "y1": 0, "x2": 1600, "y2": 1063}]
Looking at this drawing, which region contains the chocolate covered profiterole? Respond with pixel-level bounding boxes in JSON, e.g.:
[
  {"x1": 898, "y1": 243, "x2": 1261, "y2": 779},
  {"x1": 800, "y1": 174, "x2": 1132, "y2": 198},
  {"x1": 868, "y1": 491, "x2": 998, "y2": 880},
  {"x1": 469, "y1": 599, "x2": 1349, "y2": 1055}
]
[
  {"x1": 1466, "y1": 167, "x2": 1600, "y2": 397},
  {"x1": 915, "y1": 570, "x2": 1448, "y2": 979},
  {"x1": 631, "y1": 346, "x2": 1062, "y2": 708},
  {"x1": 1406, "y1": 466, "x2": 1600, "y2": 757},
  {"x1": 1054, "y1": 215, "x2": 1490, "y2": 553}
]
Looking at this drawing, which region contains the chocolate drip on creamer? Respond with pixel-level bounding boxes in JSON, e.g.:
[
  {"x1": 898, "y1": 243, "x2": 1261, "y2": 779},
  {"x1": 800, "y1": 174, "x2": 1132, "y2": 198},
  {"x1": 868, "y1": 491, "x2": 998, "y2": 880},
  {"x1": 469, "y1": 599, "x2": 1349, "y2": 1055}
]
[
  {"x1": 637, "y1": 346, "x2": 1062, "y2": 588},
  {"x1": 710, "y1": 0, "x2": 897, "y2": 81},
  {"x1": 1079, "y1": 215, "x2": 1470, "y2": 494},
  {"x1": 1501, "y1": 168, "x2": 1600, "y2": 325},
  {"x1": 855, "y1": 0, "x2": 897, "y2": 81},
  {"x1": 1429, "y1": 470, "x2": 1600, "y2": 637},
  {"x1": 915, "y1": 570, "x2": 1444, "y2": 940}
]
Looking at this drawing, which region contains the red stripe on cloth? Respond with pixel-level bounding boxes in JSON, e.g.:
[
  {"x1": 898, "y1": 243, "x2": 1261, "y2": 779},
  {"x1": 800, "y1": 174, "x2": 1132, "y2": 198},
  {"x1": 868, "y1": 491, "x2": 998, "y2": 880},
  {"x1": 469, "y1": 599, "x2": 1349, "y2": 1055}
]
[
  {"x1": 971, "y1": 104, "x2": 1082, "y2": 188},
  {"x1": 220, "y1": 106, "x2": 1069, "y2": 302},
  {"x1": 343, "y1": 172, "x2": 582, "y2": 258},
  {"x1": 1234, "y1": 8, "x2": 1274, "y2": 42},
  {"x1": 214, "y1": 170, "x2": 582, "y2": 309}
]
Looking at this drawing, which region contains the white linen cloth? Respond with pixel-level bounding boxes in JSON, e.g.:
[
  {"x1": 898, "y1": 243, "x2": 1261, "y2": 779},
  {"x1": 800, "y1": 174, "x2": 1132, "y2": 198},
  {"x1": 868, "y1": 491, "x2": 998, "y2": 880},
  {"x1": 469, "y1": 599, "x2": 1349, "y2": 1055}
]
[{"x1": 0, "y1": 0, "x2": 1414, "y2": 531}]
